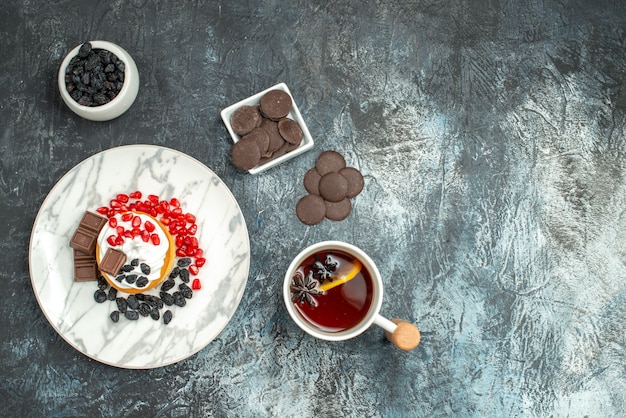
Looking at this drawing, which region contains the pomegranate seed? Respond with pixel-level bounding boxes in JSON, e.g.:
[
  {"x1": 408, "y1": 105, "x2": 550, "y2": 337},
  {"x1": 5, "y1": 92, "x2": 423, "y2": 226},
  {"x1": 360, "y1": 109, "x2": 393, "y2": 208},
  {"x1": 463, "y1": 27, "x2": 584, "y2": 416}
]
[
  {"x1": 124, "y1": 230, "x2": 133, "y2": 239},
  {"x1": 188, "y1": 224, "x2": 198, "y2": 235},
  {"x1": 175, "y1": 236, "x2": 184, "y2": 247},
  {"x1": 110, "y1": 199, "x2": 122, "y2": 208},
  {"x1": 108, "y1": 217, "x2": 118, "y2": 228},
  {"x1": 190, "y1": 237, "x2": 199, "y2": 249},
  {"x1": 195, "y1": 257, "x2": 206, "y2": 268},
  {"x1": 151, "y1": 234, "x2": 160, "y2": 245},
  {"x1": 189, "y1": 265, "x2": 199, "y2": 275},
  {"x1": 192, "y1": 279, "x2": 201, "y2": 290},
  {"x1": 170, "y1": 197, "x2": 180, "y2": 207},
  {"x1": 183, "y1": 236, "x2": 192, "y2": 246},
  {"x1": 141, "y1": 230, "x2": 150, "y2": 242},
  {"x1": 116, "y1": 193, "x2": 129, "y2": 203},
  {"x1": 150, "y1": 208, "x2": 157, "y2": 217},
  {"x1": 194, "y1": 248, "x2": 204, "y2": 258},
  {"x1": 107, "y1": 235, "x2": 116, "y2": 246},
  {"x1": 96, "y1": 206, "x2": 109, "y2": 215},
  {"x1": 169, "y1": 225, "x2": 178, "y2": 235},
  {"x1": 176, "y1": 248, "x2": 186, "y2": 257},
  {"x1": 129, "y1": 191, "x2": 142, "y2": 199},
  {"x1": 179, "y1": 227, "x2": 188, "y2": 236},
  {"x1": 115, "y1": 236, "x2": 124, "y2": 246},
  {"x1": 161, "y1": 217, "x2": 171, "y2": 225},
  {"x1": 132, "y1": 216, "x2": 141, "y2": 228},
  {"x1": 107, "y1": 209, "x2": 117, "y2": 218},
  {"x1": 145, "y1": 221, "x2": 155, "y2": 232},
  {"x1": 172, "y1": 207, "x2": 183, "y2": 215},
  {"x1": 186, "y1": 247, "x2": 196, "y2": 257},
  {"x1": 116, "y1": 226, "x2": 125, "y2": 235},
  {"x1": 185, "y1": 213, "x2": 196, "y2": 223},
  {"x1": 148, "y1": 194, "x2": 159, "y2": 203},
  {"x1": 121, "y1": 212, "x2": 133, "y2": 222}
]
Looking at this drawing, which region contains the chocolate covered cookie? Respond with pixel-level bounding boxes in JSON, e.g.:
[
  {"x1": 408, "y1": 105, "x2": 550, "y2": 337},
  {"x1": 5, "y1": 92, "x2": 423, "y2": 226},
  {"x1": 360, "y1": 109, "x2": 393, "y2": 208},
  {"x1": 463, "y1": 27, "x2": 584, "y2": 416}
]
[
  {"x1": 230, "y1": 105, "x2": 261, "y2": 136},
  {"x1": 325, "y1": 198, "x2": 352, "y2": 221},
  {"x1": 318, "y1": 172, "x2": 348, "y2": 202},
  {"x1": 339, "y1": 167, "x2": 364, "y2": 198},
  {"x1": 260, "y1": 89, "x2": 292, "y2": 120},
  {"x1": 315, "y1": 150, "x2": 346, "y2": 176},
  {"x1": 230, "y1": 137, "x2": 261, "y2": 170},
  {"x1": 278, "y1": 118, "x2": 303, "y2": 145},
  {"x1": 303, "y1": 167, "x2": 321, "y2": 195},
  {"x1": 296, "y1": 194, "x2": 326, "y2": 225}
]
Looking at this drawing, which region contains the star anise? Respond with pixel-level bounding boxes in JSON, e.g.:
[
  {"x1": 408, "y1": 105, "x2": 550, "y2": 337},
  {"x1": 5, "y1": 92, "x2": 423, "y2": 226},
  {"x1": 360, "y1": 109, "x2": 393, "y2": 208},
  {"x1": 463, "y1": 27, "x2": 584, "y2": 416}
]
[
  {"x1": 290, "y1": 271, "x2": 322, "y2": 307},
  {"x1": 309, "y1": 253, "x2": 338, "y2": 284}
]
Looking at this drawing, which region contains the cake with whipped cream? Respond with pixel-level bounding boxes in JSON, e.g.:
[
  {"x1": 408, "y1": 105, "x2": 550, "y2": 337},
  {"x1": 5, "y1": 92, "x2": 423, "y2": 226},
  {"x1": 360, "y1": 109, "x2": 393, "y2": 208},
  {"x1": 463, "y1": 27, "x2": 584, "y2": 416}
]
[
  {"x1": 96, "y1": 212, "x2": 176, "y2": 294},
  {"x1": 70, "y1": 190, "x2": 206, "y2": 324}
]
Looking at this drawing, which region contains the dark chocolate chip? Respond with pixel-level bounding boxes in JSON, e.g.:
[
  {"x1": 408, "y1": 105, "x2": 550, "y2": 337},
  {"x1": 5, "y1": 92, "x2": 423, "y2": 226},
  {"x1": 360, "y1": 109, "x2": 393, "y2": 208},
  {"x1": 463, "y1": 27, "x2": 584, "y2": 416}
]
[
  {"x1": 242, "y1": 127, "x2": 270, "y2": 156},
  {"x1": 277, "y1": 118, "x2": 303, "y2": 145},
  {"x1": 260, "y1": 118, "x2": 285, "y2": 154}
]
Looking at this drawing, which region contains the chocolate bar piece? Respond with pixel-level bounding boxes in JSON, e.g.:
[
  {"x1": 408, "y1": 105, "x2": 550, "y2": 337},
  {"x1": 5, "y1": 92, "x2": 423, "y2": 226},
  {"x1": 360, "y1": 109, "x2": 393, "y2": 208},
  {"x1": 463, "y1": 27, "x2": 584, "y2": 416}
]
[
  {"x1": 74, "y1": 260, "x2": 98, "y2": 282},
  {"x1": 69, "y1": 227, "x2": 98, "y2": 255},
  {"x1": 100, "y1": 248, "x2": 127, "y2": 276},
  {"x1": 73, "y1": 249, "x2": 98, "y2": 282},
  {"x1": 79, "y1": 211, "x2": 107, "y2": 233}
]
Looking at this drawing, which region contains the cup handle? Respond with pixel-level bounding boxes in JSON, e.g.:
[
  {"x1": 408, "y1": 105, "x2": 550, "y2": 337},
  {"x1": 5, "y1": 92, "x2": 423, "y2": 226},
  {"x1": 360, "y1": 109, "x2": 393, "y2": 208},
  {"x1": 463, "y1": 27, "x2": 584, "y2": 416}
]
[{"x1": 373, "y1": 315, "x2": 421, "y2": 351}]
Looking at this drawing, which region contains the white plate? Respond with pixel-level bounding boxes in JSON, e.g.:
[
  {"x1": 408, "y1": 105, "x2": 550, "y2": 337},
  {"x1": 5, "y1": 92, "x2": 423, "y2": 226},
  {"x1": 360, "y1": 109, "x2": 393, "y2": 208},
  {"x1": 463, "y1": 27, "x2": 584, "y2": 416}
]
[
  {"x1": 220, "y1": 82, "x2": 314, "y2": 175},
  {"x1": 29, "y1": 145, "x2": 250, "y2": 369}
]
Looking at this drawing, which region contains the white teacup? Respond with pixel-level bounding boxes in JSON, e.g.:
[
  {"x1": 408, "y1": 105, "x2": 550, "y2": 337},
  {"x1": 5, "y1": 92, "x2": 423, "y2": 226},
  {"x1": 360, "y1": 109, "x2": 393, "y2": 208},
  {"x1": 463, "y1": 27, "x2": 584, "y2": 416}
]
[{"x1": 283, "y1": 241, "x2": 420, "y2": 350}]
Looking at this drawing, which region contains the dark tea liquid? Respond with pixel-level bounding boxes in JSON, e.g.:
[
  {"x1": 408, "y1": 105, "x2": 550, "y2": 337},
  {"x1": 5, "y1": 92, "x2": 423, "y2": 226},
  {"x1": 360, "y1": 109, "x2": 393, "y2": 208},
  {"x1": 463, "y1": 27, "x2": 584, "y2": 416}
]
[{"x1": 292, "y1": 249, "x2": 374, "y2": 333}]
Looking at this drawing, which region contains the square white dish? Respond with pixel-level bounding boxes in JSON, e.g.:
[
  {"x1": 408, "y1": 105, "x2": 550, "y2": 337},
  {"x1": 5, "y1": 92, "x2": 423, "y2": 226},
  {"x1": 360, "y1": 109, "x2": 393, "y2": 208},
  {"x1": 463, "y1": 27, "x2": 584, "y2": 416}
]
[{"x1": 220, "y1": 82, "x2": 314, "y2": 175}]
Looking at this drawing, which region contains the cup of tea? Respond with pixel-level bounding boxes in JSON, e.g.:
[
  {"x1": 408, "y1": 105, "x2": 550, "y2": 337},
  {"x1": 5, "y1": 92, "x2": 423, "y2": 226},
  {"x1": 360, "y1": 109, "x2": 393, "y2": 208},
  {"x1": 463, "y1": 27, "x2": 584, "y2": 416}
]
[{"x1": 283, "y1": 241, "x2": 420, "y2": 350}]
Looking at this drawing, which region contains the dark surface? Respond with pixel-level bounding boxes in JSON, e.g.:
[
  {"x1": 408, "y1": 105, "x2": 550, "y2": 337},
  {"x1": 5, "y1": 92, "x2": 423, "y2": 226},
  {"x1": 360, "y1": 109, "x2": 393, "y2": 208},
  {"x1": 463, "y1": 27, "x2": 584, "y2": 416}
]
[{"x1": 2, "y1": 1, "x2": 626, "y2": 416}]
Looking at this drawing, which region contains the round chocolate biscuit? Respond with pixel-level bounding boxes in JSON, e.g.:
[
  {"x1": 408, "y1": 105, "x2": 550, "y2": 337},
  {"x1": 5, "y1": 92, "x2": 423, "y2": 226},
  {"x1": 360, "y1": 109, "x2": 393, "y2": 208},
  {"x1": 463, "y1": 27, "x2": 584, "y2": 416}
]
[
  {"x1": 296, "y1": 194, "x2": 326, "y2": 225},
  {"x1": 339, "y1": 167, "x2": 364, "y2": 198},
  {"x1": 278, "y1": 118, "x2": 303, "y2": 145},
  {"x1": 325, "y1": 198, "x2": 352, "y2": 221},
  {"x1": 303, "y1": 167, "x2": 321, "y2": 195},
  {"x1": 243, "y1": 127, "x2": 270, "y2": 156},
  {"x1": 316, "y1": 150, "x2": 346, "y2": 176},
  {"x1": 260, "y1": 90, "x2": 292, "y2": 120},
  {"x1": 318, "y1": 172, "x2": 348, "y2": 202},
  {"x1": 230, "y1": 105, "x2": 261, "y2": 136},
  {"x1": 230, "y1": 137, "x2": 261, "y2": 171},
  {"x1": 260, "y1": 118, "x2": 285, "y2": 154}
]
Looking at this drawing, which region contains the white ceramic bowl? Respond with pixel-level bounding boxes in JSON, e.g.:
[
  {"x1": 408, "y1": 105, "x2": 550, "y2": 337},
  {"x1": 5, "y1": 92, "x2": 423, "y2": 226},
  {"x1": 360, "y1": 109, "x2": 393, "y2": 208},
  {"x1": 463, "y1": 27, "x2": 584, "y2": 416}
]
[
  {"x1": 220, "y1": 83, "x2": 314, "y2": 175},
  {"x1": 58, "y1": 40, "x2": 139, "y2": 121}
]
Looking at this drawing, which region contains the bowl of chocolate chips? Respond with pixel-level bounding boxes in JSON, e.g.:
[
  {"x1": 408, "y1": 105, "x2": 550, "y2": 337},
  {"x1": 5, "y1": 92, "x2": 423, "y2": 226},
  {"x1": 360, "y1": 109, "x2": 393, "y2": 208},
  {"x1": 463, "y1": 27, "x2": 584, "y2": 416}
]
[{"x1": 58, "y1": 40, "x2": 139, "y2": 121}]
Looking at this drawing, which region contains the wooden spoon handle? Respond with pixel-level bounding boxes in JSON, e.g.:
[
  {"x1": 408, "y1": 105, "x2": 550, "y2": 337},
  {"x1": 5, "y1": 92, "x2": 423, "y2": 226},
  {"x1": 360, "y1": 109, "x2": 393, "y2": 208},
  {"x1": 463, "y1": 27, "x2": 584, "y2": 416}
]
[{"x1": 385, "y1": 319, "x2": 421, "y2": 351}]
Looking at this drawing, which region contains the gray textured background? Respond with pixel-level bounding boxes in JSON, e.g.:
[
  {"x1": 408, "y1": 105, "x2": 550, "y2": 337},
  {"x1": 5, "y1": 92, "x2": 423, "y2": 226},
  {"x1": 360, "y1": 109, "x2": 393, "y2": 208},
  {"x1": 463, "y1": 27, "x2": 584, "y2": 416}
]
[{"x1": 2, "y1": 0, "x2": 626, "y2": 416}]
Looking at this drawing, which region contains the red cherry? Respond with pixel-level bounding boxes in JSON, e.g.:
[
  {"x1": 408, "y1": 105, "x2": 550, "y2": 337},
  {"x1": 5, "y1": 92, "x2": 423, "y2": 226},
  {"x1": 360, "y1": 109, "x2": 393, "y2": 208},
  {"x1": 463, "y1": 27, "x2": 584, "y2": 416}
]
[{"x1": 192, "y1": 279, "x2": 201, "y2": 290}]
